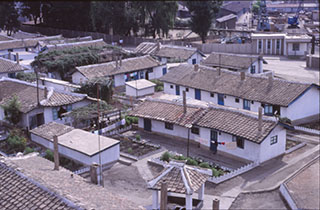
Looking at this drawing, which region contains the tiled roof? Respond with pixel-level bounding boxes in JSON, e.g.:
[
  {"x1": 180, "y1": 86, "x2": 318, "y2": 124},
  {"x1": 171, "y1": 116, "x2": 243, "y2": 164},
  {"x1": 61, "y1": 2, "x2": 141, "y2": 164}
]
[
  {"x1": 0, "y1": 35, "x2": 14, "y2": 41},
  {"x1": 216, "y1": 14, "x2": 238, "y2": 23},
  {"x1": 148, "y1": 161, "x2": 209, "y2": 194},
  {"x1": 129, "y1": 99, "x2": 207, "y2": 128},
  {"x1": 221, "y1": 1, "x2": 252, "y2": 13},
  {"x1": 30, "y1": 122, "x2": 74, "y2": 141},
  {"x1": 134, "y1": 42, "x2": 204, "y2": 60},
  {"x1": 46, "y1": 39, "x2": 107, "y2": 51},
  {"x1": 202, "y1": 52, "x2": 259, "y2": 70},
  {"x1": 0, "y1": 57, "x2": 27, "y2": 73},
  {"x1": 76, "y1": 55, "x2": 161, "y2": 80},
  {"x1": 0, "y1": 78, "x2": 90, "y2": 113},
  {"x1": 160, "y1": 64, "x2": 312, "y2": 107},
  {"x1": 129, "y1": 99, "x2": 278, "y2": 143},
  {"x1": 0, "y1": 161, "x2": 77, "y2": 210},
  {"x1": 3, "y1": 155, "x2": 143, "y2": 210}
]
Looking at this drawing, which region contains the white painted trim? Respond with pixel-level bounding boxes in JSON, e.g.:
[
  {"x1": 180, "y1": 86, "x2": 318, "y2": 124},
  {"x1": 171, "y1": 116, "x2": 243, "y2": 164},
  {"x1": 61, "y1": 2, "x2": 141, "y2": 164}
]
[{"x1": 148, "y1": 166, "x2": 173, "y2": 188}]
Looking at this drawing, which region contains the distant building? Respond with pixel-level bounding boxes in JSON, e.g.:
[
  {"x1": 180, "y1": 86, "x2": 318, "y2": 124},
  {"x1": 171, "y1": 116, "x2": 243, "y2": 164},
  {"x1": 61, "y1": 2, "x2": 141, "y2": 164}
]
[
  {"x1": 218, "y1": 1, "x2": 252, "y2": 18},
  {"x1": 266, "y1": 2, "x2": 319, "y2": 13},
  {"x1": 216, "y1": 14, "x2": 238, "y2": 29}
]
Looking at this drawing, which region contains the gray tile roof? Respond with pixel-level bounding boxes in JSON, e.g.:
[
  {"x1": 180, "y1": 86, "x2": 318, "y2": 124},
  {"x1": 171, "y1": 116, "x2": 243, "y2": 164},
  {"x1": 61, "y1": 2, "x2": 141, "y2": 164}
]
[
  {"x1": 46, "y1": 39, "x2": 107, "y2": 52},
  {"x1": 4, "y1": 155, "x2": 143, "y2": 210},
  {"x1": 30, "y1": 122, "x2": 74, "y2": 141},
  {"x1": 129, "y1": 99, "x2": 278, "y2": 143},
  {"x1": 134, "y1": 42, "x2": 158, "y2": 55},
  {"x1": 148, "y1": 161, "x2": 209, "y2": 194},
  {"x1": 160, "y1": 64, "x2": 312, "y2": 107},
  {"x1": 0, "y1": 78, "x2": 90, "y2": 113},
  {"x1": 0, "y1": 57, "x2": 27, "y2": 74},
  {"x1": 0, "y1": 35, "x2": 14, "y2": 41},
  {"x1": 0, "y1": 161, "x2": 77, "y2": 210},
  {"x1": 202, "y1": 52, "x2": 260, "y2": 70},
  {"x1": 76, "y1": 55, "x2": 161, "y2": 80},
  {"x1": 216, "y1": 14, "x2": 238, "y2": 23},
  {"x1": 221, "y1": 1, "x2": 252, "y2": 13}
]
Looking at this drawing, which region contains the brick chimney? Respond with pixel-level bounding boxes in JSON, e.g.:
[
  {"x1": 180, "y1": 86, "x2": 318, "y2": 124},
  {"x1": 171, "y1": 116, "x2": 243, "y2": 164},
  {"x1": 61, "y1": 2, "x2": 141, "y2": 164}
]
[
  {"x1": 8, "y1": 52, "x2": 11, "y2": 60},
  {"x1": 90, "y1": 163, "x2": 99, "y2": 185},
  {"x1": 194, "y1": 64, "x2": 199, "y2": 72},
  {"x1": 240, "y1": 72, "x2": 245, "y2": 81},
  {"x1": 119, "y1": 54, "x2": 122, "y2": 67},
  {"x1": 16, "y1": 53, "x2": 19, "y2": 64},
  {"x1": 44, "y1": 87, "x2": 48, "y2": 99},
  {"x1": 258, "y1": 107, "x2": 263, "y2": 135},
  {"x1": 115, "y1": 55, "x2": 119, "y2": 69},
  {"x1": 183, "y1": 91, "x2": 187, "y2": 114},
  {"x1": 53, "y1": 135, "x2": 59, "y2": 170}
]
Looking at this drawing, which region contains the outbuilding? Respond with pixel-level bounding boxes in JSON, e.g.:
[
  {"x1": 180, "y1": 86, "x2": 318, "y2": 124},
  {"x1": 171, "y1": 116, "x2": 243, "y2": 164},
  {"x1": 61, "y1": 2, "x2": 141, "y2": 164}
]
[
  {"x1": 30, "y1": 122, "x2": 120, "y2": 167},
  {"x1": 125, "y1": 79, "x2": 156, "y2": 98}
]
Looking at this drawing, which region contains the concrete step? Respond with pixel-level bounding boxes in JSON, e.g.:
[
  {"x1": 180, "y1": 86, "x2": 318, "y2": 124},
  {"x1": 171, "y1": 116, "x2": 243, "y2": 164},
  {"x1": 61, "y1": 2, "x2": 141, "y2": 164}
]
[{"x1": 118, "y1": 156, "x2": 135, "y2": 166}]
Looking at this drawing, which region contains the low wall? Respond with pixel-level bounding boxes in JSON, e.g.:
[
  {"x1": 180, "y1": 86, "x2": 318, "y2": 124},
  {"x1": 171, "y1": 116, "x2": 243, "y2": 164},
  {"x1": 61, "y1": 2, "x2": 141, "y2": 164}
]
[{"x1": 294, "y1": 126, "x2": 320, "y2": 135}]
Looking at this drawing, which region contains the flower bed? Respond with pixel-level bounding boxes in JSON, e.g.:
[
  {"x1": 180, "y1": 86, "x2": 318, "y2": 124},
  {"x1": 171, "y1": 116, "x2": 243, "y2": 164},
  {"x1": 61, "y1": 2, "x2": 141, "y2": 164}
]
[
  {"x1": 160, "y1": 151, "x2": 230, "y2": 177},
  {"x1": 286, "y1": 139, "x2": 300, "y2": 150}
]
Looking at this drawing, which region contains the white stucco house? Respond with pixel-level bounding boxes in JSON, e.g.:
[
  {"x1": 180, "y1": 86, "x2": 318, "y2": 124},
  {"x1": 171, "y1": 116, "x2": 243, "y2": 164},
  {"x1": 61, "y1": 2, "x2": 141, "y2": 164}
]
[
  {"x1": 72, "y1": 55, "x2": 167, "y2": 87},
  {"x1": 0, "y1": 77, "x2": 94, "y2": 130},
  {"x1": 160, "y1": 64, "x2": 320, "y2": 122},
  {"x1": 134, "y1": 42, "x2": 205, "y2": 64},
  {"x1": 129, "y1": 99, "x2": 287, "y2": 164},
  {"x1": 125, "y1": 79, "x2": 155, "y2": 98},
  {"x1": 30, "y1": 122, "x2": 119, "y2": 167},
  {"x1": 38, "y1": 77, "x2": 80, "y2": 93},
  {"x1": 201, "y1": 52, "x2": 264, "y2": 74},
  {"x1": 0, "y1": 57, "x2": 29, "y2": 78}
]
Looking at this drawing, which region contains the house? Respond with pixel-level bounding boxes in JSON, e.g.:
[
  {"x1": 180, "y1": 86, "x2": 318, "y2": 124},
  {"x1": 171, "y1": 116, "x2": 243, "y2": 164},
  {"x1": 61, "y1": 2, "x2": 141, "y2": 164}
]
[
  {"x1": 30, "y1": 122, "x2": 120, "y2": 167},
  {"x1": 43, "y1": 38, "x2": 107, "y2": 52},
  {"x1": 72, "y1": 55, "x2": 167, "y2": 87},
  {"x1": 266, "y1": 2, "x2": 319, "y2": 13},
  {"x1": 129, "y1": 99, "x2": 287, "y2": 163},
  {"x1": 160, "y1": 64, "x2": 320, "y2": 122},
  {"x1": 134, "y1": 42, "x2": 205, "y2": 64},
  {"x1": 216, "y1": 14, "x2": 238, "y2": 29},
  {"x1": 125, "y1": 79, "x2": 156, "y2": 98},
  {"x1": 0, "y1": 57, "x2": 28, "y2": 78},
  {"x1": 218, "y1": 1, "x2": 252, "y2": 18},
  {"x1": 0, "y1": 77, "x2": 93, "y2": 130},
  {"x1": 201, "y1": 52, "x2": 264, "y2": 74},
  {"x1": 1, "y1": 154, "x2": 141, "y2": 209},
  {"x1": 251, "y1": 33, "x2": 312, "y2": 57},
  {"x1": 38, "y1": 76, "x2": 80, "y2": 92}
]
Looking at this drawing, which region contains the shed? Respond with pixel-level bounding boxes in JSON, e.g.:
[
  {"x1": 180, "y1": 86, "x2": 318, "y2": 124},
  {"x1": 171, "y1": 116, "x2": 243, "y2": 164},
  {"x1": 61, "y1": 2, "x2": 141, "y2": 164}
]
[
  {"x1": 30, "y1": 122, "x2": 120, "y2": 167},
  {"x1": 125, "y1": 79, "x2": 156, "y2": 98}
]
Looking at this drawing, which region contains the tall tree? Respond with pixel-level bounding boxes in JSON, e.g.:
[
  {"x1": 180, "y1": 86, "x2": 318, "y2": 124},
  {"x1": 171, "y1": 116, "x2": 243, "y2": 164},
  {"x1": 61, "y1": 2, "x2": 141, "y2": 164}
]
[
  {"x1": 1, "y1": 96, "x2": 21, "y2": 125},
  {"x1": 21, "y1": 1, "x2": 42, "y2": 25},
  {"x1": 0, "y1": 2, "x2": 20, "y2": 36},
  {"x1": 187, "y1": 1, "x2": 221, "y2": 43}
]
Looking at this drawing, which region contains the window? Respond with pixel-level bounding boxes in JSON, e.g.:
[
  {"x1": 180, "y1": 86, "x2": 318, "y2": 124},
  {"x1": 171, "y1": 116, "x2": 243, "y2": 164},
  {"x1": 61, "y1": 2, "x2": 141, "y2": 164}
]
[
  {"x1": 170, "y1": 85, "x2": 173, "y2": 89},
  {"x1": 232, "y1": 136, "x2": 245, "y2": 149},
  {"x1": 218, "y1": 94, "x2": 224, "y2": 105},
  {"x1": 210, "y1": 93, "x2": 214, "y2": 97},
  {"x1": 251, "y1": 101, "x2": 254, "y2": 104},
  {"x1": 258, "y1": 40, "x2": 262, "y2": 50},
  {"x1": 8, "y1": 73, "x2": 16, "y2": 78},
  {"x1": 235, "y1": 98, "x2": 240, "y2": 103},
  {"x1": 264, "y1": 104, "x2": 273, "y2": 116},
  {"x1": 250, "y1": 65, "x2": 256, "y2": 74},
  {"x1": 292, "y1": 43, "x2": 300, "y2": 51},
  {"x1": 165, "y1": 122, "x2": 173, "y2": 130},
  {"x1": 186, "y1": 88, "x2": 189, "y2": 92},
  {"x1": 52, "y1": 107, "x2": 58, "y2": 120},
  {"x1": 267, "y1": 40, "x2": 271, "y2": 49},
  {"x1": 140, "y1": 71, "x2": 144, "y2": 79},
  {"x1": 276, "y1": 40, "x2": 280, "y2": 50},
  {"x1": 210, "y1": 130, "x2": 218, "y2": 141},
  {"x1": 192, "y1": 58, "x2": 196, "y2": 64},
  {"x1": 162, "y1": 67, "x2": 167, "y2": 75},
  {"x1": 270, "y1": 135, "x2": 278, "y2": 145},
  {"x1": 243, "y1": 99, "x2": 250, "y2": 110},
  {"x1": 67, "y1": 105, "x2": 72, "y2": 112},
  {"x1": 191, "y1": 127, "x2": 200, "y2": 135},
  {"x1": 147, "y1": 68, "x2": 153, "y2": 73}
]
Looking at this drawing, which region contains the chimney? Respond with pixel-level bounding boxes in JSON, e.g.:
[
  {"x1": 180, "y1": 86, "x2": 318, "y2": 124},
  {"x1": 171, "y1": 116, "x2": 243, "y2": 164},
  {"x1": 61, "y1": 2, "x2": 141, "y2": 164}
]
[
  {"x1": 119, "y1": 54, "x2": 122, "y2": 67},
  {"x1": 194, "y1": 64, "x2": 199, "y2": 72},
  {"x1": 183, "y1": 91, "x2": 187, "y2": 114},
  {"x1": 16, "y1": 53, "x2": 19, "y2": 64},
  {"x1": 90, "y1": 163, "x2": 99, "y2": 185},
  {"x1": 8, "y1": 52, "x2": 11, "y2": 60},
  {"x1": 258, "y1": 107, "x2": 263, "y2": 134},
  {"x1": 44, "y1": 87, "x2": 48, "y2": 99},
  {"x1": 240, "y1": 72, "x2": 245, "y2": 81},
  {"x1": 53, "y1": 135, "x2": 59, "y2": 170},
  {"x1": 156, "y1": 40, "x2": 160, "y2": 51},
  {"x1": 268, "y1": 73, "x2": 273, "y2": 86},
  {"x1": 115, "y1": 55, "x2": 119, "y2": 69}
]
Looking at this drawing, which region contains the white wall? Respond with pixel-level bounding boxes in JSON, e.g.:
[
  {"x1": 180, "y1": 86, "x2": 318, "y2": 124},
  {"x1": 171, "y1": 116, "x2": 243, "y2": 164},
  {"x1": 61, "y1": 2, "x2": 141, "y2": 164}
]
[
  {"x1": 246, "y1": 60, "x2": 263, "y2": 74},
  {"x1": 187, "y1": 52, "x2": 203, "y2": 64},
  {"x1": 72, "y1": 71, "x2": 87, "y2": 84},
  {"x1": 126, "y1": 85, "x2": 155, "y2": 97},
  {"x1": 40, "y1": 80, "x2": 76, "y2": 92},
  {"x1": 282, "y1": 86, "x2": 320, "y2": 121},
  {"x1": 287, "y1": 42, "x2": 308, "y2": 56},
  {"x1": 31, "y1": 133, "x2": 119, "y2": 166},
  {"x1": 149, "y1": 64, "x2": 167, "y2": 80}
]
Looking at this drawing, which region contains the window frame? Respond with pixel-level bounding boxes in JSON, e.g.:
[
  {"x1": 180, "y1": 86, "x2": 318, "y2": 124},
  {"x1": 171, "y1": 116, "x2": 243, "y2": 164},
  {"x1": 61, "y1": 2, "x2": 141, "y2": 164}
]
[
  {"x1": 267, "y1": 40, "x2": 271, "y2": 50},
  {"x1": 232, "y1": 135, "x2": 245, "y2": 149},
  {"x1": 258, "y1": 40, "x2": 262, "y2": 50},
  {"x1": 186, "y1": 87, "x2": 189, "y2": 92},
  {"x1": 270, "y1": 135, "x2": 278, "y2": 145},
  {"x1": 243, "y1": 99, "x2": 251, "y2": 110},
  {"x1": 276, "y1": 40, "x2": 280, "y2": 50},
  {"x1": 292, "y1": 43, "x2": 300, "y2": 51},
  {"x1": 210, "y1": 92, "x2": 214, "y2": 98},
  {"x1": 250, "y1": 65, "x2": 256, "y2": 74},
  {"x1": 235, "y1": 98, "x2": 240, "y2": 103},
  {"x1": 264, "y1": 104, "x2": 273, "y2": 116},
  {"x1": 165, "y1": 122, "x2": 174, "y2": 130},
  {"x1": 170, "y1": 85, "x2": 173, "y2": 89},
  {"x1": 52, "y1": 107, "x2": 58, "y2": 120},
  {"x1": 191, "y1": 126, "x2": 200, "y2": 135}
]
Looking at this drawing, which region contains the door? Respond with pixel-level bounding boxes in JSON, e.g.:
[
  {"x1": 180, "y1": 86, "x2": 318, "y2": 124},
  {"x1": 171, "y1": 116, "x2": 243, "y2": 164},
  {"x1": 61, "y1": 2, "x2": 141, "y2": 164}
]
[
  {"x1": 218, "y1": 94, "x2": 224, "y2": 105},
  {"x1": 162, "y1": 67, "x2": 167, "y2": 75},
  {"x1": 144, "y1": 118, "x2": 151, "y2": 132},
  {"x1": 145, "y1": 71, "x2": 149, "y2": 80},
  {"x1": 36, "y1": 113, "x2": 44, "y2": 127},
  {"x1": 195, "y1": 89, "x2": 201, "y2": 100},
  {"x1": 176, "y1": 85, "x2": 180, "y2": 95},
  {"x1": 210, "y1": 130, "x2": 218, "y2": 153}
]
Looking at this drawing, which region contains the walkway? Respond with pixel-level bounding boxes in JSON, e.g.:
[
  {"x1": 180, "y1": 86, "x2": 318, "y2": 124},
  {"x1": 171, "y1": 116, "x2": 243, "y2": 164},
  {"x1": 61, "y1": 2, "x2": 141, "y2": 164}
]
[{"x1": 122, "y1": 130, "x2": 250, "y2": 170}]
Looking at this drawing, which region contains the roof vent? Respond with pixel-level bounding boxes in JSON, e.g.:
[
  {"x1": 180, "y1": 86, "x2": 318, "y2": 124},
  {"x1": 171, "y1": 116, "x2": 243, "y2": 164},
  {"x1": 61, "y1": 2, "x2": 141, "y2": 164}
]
[
  {"x1": 194, "y1": 64, "x2": 199, "y2": 72},
  {"x1": 240, "y1": 72, "x2": 245, "y2": 81}
]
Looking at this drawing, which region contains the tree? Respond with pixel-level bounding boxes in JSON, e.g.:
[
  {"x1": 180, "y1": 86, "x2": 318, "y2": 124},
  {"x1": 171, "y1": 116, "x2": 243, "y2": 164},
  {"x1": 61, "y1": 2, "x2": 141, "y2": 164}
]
[
  {"x1": 252, "y1": 0, "x2": 261, "y2": 15},
  {"x1": 21, "y1": 1, "x2": 42, "y2": 25},
  {"x1": 187, "y1": 1, "x2": 221, "y2": 43},
  {"x1": 1, "y1": 96, "x2": 21, "y2": 125},
  {"x1": 0, "y1": 2, "x2": 20, "y2": 36}
]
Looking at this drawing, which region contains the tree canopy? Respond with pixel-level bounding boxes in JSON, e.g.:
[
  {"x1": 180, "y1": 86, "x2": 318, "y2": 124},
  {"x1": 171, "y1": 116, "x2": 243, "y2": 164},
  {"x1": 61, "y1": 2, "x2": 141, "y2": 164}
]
[
  {"x1": 0, "y1": 2, "x2": 20, "y2": 36},
  {"x1": 1, "y1": 96, "x2": 21, "y2": 125}
]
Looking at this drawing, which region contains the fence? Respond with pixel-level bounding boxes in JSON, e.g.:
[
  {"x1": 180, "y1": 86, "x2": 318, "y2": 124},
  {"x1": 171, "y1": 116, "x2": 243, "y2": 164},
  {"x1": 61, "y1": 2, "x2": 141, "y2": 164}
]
[
  {"x1": 104, "y1": 125, "x2": 132, "y2": 136},
  {"x1": 294, "y1": 126, "x2": 320, "y2": 136},
  {"x1": 73, "y1": 162, "x2": 115, "y2": 175},
  {"x1": 192, "y1": 42, "x2": 254, "y2": 54}
]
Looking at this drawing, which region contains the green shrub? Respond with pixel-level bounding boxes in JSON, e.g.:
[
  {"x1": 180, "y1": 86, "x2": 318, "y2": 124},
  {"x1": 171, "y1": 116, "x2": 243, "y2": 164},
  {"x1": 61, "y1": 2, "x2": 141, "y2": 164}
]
[
  {"x1": 24, "y1": 147, "x2": 34, "y2": 155},
  {"x1": 44, "y1": 149, "x2": 54, "y2": 161},
  {"x1": 127, "y1": 147, "x2": 133, "y2": 154},
  {"x1": 199, "y1": 162, "x2": 210, "y2": 169},
  {"x1": 135, "y1": 134, "x2": 141, "y2": 141},
  {"x1": 125, "y1": 116, "x2": 139, "y2": 125},
  {"x1": 172, "y1": 155, "x2": 187, "y2": 161},
  {"x1": 186, "y1": 158, "x2": 198, "y2": 166},
  {"x1": 279, "y1": 117, "x2": 292, "y2": 125},
  {"x1": 160, "y1": 151, "x2": 171, "y2": 162},
  {"x1": 212, "y1": 168, "x2": 225, "y2": 177},
  {"x1": 6, "y1": 133, "x2": 26, "y2": 152}
]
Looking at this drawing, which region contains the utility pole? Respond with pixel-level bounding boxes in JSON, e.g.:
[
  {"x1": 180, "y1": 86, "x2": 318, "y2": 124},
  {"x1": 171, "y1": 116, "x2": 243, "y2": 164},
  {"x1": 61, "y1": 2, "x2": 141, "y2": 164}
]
[{"x1": 96, "y1": 84, "x2": 104, "y2": 187}]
